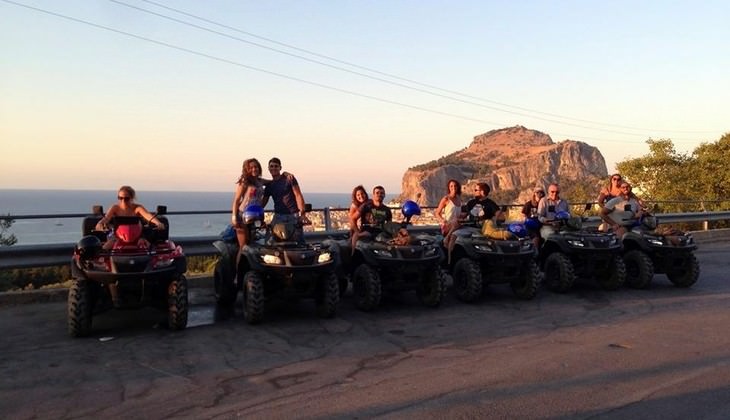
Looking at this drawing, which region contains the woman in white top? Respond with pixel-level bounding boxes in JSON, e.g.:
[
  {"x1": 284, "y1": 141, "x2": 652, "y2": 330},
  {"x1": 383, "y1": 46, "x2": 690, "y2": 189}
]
[{"x1": 435, "y1": 179, "x2": 463, "y2": 263}]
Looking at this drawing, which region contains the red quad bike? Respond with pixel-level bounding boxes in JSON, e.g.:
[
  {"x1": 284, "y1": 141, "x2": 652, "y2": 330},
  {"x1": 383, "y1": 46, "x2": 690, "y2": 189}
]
[{"x1": 68, "y1": 205, "x2": 188, "y2": 337}]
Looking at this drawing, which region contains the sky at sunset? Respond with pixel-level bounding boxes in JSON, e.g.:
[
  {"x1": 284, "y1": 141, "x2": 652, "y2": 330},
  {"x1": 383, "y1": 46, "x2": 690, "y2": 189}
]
[{"x1": 1, "y1": 0, "x2": 728, "y2": 194}]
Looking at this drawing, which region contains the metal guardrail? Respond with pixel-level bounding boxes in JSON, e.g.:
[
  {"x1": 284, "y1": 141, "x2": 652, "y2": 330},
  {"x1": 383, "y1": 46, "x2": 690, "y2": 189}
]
[{"x1": 1, "y1": 211, "x2": 729, "y2": 270}]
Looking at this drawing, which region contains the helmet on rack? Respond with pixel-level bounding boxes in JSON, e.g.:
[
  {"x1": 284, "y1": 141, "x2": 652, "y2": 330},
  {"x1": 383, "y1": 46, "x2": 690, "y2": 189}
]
[
  {"x1": 401, "y1": 200, "x2": 421, "y2": 218},
  {"x1": 242, "y1": 204, "x2": 265, "y2": 224},
  {"x1": 555, "y1": 211, "x2": 571, "y2": 220},
  {"x1": 507, "y1": 222, "x2": 527, "y2": 238},
  {"x1": 76, "y1": 235, "x2": 101, "y2": 259},
  {"x1": 524, "y1": 218, "x2": 541, "y2": 230}
]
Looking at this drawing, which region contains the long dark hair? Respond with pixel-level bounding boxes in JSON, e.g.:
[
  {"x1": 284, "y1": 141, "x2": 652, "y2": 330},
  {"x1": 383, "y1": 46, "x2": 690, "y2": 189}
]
[
  {"x1": 447, "y1": 179, "x2": 462, "y2": 196},
  {"x1": 351, "y1": 185, "x2": 369, "y2": 205},
  {"x1": 236, "y1": 158, "x2": 262, "y2": 185}
]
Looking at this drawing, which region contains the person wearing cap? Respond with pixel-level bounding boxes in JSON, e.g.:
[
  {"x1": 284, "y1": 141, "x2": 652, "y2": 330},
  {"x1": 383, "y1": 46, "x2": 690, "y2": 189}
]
[{"x1": 521, "y1": 186, "x2": 545, "y2": 248}]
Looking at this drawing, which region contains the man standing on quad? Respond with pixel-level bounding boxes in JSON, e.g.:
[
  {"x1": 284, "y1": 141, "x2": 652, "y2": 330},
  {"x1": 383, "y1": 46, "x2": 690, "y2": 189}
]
[
  {"x1": 537, "y1": 183, "x2": 570, "y2": 240},
  {"x1": 350, "y1": 185, "x2": 392, "y2": 239},
  {"x1": 263, "y1": 157, "x2": 310, "y2": 242},
  {"x1": 601, "y1": 181, "x2": 644, "y2": 238}
]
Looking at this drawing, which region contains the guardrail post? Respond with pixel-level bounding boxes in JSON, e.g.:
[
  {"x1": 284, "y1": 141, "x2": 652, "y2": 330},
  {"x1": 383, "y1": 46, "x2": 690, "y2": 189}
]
[
  {"x1": 701, "y1": 201, "x2": 709, "y2": 231},
  {"x1": 323, "y1": 208, "x2": 332, "y2": 232}
]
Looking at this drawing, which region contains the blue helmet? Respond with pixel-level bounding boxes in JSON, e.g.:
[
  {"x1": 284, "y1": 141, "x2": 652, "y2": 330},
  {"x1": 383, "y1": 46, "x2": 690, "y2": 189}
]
[
  {"x1": 221, "y1": 224, "x2": 236, "y2": 241},
  {"x1": 242, "y1": 204, "x2": 265, "y2": 224},
  {"x1": 401, "y1": 200, "x2": 421, "y2": 218},
  {"x1": 507, "y1": 222, "x2": 527, "y2": 238},
  {"x1": 524, "y1": 218, "x2": 541, "y2": 230},
  {"x1": 556, "y1": 211, "x2": 571, "y2": 220}
]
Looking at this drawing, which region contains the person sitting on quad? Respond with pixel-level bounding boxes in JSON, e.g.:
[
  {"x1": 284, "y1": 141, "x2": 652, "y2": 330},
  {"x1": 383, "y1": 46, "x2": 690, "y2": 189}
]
[
  {"x1": 95, "y1": 185, "x2": 166, "y2": 247},
  {"x1": 435, "y1": 179, "x2": 464, "y2": 261},
  {"x1": 231, "y1": 158, "x2": 266, "y2": 247},
  {"x1": 262, "y1": 157, "x2": 310, "y2": 243},
  {"x1": 597, "y1": 173, "x2": 624, "y2": 210},
  {"x1": 537, "y1": 183, "x2": 570, "y2": 241},
  {"x1": 601, "y1": 181, "x2": 644, "y2": 238},
  {"x1": 350, "y1": 185, "x2": 392, "y2": 243},
  {"x1": 348, "y1": 185, "x2": 370, "y2": 250},
  {"x1": 521, "y1": 186, "x2": 545, "y2": 248}
]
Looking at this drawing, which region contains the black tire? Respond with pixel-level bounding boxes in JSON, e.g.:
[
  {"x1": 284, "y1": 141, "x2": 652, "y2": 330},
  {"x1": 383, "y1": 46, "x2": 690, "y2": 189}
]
[
  {"x1": 417, "y1": 267, "x2": 446, "y2": 307},
  {"x1": 511, "y1": 259, "x2": 540, "y2": 300},
  {"x1": 352, "y1": 264, "x2": 381, "y2": 311},
  {"x1": 667, "y1": 252, "x2": 700, "y2": 288},
  {"x1": 452, "y1": 258, "x2": 482, "y2": 302},
  {"x1": 167, "y1": 275, "x2": 188, "y2": 331},
  {"x1": 213, "y1": 258, "x2": 237, "y2": 307},
  {"x1": 316, "y1": 271, "x2": 340, "y2": 318},
  {"x1": 597, "y1": 255, "x2": 626, "y2": 290},
  {"x1": 68, "y1": 279, "x2": 92, "y2": 337},
  {"x1": 338, "y1": 275, "x2": 349, "y2": 298},
  {"x1": 244, "y1": 271, "x2": 265, "y2": 324},
  {"x1": 544, "y1": 252, "x2": 575, "y2": 293},
  {"x1": 624, "y1": 250, "x2": 654, "y2": 289}
]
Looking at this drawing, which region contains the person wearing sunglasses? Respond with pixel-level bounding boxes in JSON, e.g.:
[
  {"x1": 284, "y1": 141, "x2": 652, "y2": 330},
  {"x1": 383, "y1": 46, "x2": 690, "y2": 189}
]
[
  {"x1": 601, "y1": 181, "x2": 644, "y2": 237},
  {"x1": 521, "y1": 186, "x2": 546, "y2": 248},
  {"x1": 597, "y1": 173, "x2": 624, "y2": 209},
  {"x1": 95, "y1": 185, "x2": 165, "y2": 232},
  {"x1": 537, "y1": 183, "x2": 570, "y2": 240}
]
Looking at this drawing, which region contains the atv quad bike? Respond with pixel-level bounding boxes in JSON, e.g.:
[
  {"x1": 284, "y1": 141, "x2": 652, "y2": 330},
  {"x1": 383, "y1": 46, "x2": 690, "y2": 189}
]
[
  {"x1": 447, "y1": 218, "x2": 540, "y2": 302},
  {"x1": 328, "y1": 200, "x2": 445, "y2": 312},
  {"x1": 539, "y1": 206, "x2": 625, "y2": 293},
  {"x1": 212, "y1": 204, "x2": 339, "y2": 324},
  {"x1": 68, "y1": 205, "x2": 188, "y2": 337},
  {"x1": 614, "y1": 206, "x2": 699, "y2": 289}
]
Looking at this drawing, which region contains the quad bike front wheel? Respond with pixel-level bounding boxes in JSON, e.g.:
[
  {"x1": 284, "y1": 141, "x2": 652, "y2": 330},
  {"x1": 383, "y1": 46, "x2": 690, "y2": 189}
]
[
  {"x1": 167, "y1": 275, "x2": 189, "y2": 331},
  {"x1": 417, "y1": 267, "x2": 446, "y2": 307},
  {"x1": 544, "y1": 252, "x2": 575, "y2": 293},
  {"x1": 316, "y1": 271, "x2": 340, "y2": 318},
  {"x1": 624, "y1": 250, "x2": 654, "y2": 289},
  {"x1": 68, "y1": 279, "x2": 93, "y2": 338},
  {"x1": 353, "y1": 264, "x2": 381, "y2": 311},
  {"x1": 452, "y1": 258, "x2": 483, "y2": 302},
  {"x1": 244, "y1": 271, "x2": 265, "y2": 324}
]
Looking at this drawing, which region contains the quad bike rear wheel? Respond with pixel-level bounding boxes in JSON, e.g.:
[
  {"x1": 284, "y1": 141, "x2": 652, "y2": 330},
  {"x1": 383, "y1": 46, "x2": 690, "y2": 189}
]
[
  {"x1": 596, "y1": 255, "x2": 626, "y2": 291},
  {"x1": 511, "y1": 259, "x2": 540, "y2": 300},
  {"x1": 417, "y1": 267, "x2": 446, "y2": 307},
  {"x1": 167, "y1": 275, "x2": 188, "y2": 331},
  {"x1": 667, "y1": 252, "x2": 700, "y2": 288}
]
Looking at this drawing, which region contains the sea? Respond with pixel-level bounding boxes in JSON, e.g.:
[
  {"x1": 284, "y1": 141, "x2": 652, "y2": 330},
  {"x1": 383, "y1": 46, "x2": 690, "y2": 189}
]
[{"x1": 0, "y1": 189, "x2": 356, "y2": 245}]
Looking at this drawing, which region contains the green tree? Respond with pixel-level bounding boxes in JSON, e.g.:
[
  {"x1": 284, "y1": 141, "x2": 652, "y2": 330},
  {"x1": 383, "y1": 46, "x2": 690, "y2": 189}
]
[
  {"x1": 0, "y1": 216, "x2": 17, "y2": 247},
  {"x1": 688, "y1": 132, "x2": 730, "y2": 211}
]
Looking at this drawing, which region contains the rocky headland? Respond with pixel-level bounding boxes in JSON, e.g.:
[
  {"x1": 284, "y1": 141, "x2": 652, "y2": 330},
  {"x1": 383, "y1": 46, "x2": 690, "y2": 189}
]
[{"x1": 398, "y1": 126, "x2": 608, "y2": 206}]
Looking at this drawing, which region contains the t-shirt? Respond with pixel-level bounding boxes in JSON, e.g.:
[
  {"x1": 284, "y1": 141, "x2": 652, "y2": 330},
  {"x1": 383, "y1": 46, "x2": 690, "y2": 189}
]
[
  {"x1": 537, "y1": 197, "x2": 570, "y2": 223},
  {"x1": 264, "y1": 173, "x2": 299, "y2": 215},
  {"x1": 466, "y1": 197, "x2": 499, "y2": 220},
  {"x1": 521, "y1": 200, "x2": 539, "y2": 218},
  {"x1": 358, "y1": 201, "x2": 392, "y2": 228}
]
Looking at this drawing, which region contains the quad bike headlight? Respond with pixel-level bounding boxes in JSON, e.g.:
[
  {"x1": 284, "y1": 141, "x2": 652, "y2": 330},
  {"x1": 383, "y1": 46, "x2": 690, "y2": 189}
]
[
  {"x1": 153, "y1": 257, "x2": 175, "y2": 269},
  {"x1": 567, "y1": 240, "x2": 585, "y2": 247},
  {"x1": 648, "y1": 238, "x2": 664, "y2": 246},
  {"x1": 317, "y1": 252, "x2": 332, "y2": 263},
  {"x1": 474, "y1": 244, "x2": 495, "y2": 252},
  {"x1": 373, "y1": 249, "x2": 394, "y2": 258},
  {"x1": 262, "y1": 254, "x2": 282, "y2": 265},
  {"x1": 424, "y1": 247, "x2": 438, "y2": 257}
]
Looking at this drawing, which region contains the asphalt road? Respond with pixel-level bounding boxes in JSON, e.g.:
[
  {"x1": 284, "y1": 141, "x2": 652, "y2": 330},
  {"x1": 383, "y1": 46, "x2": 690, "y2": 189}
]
[{"x1": 1, "y1": 242, "x2": 729, "y2": 419}]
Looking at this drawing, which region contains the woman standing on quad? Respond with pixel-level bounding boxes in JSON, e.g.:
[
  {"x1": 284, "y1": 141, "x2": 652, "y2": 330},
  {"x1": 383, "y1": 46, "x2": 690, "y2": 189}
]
[
  {"x1": 231, "y1": 158, "x2": 266, "y2": 247},
  {"x1": 349, "y1": 185, "x2": 370, "y2": 250},
  {"x1": 435, "y1": 179, "x2": 464, "y2": 263}
]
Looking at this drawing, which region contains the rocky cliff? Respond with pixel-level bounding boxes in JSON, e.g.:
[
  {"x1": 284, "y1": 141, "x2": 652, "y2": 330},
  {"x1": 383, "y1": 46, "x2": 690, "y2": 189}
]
[{"x1": 399, "y1": 126, "x2": 607, "y2": 205}]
